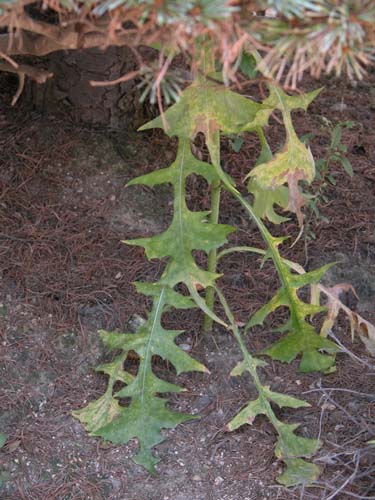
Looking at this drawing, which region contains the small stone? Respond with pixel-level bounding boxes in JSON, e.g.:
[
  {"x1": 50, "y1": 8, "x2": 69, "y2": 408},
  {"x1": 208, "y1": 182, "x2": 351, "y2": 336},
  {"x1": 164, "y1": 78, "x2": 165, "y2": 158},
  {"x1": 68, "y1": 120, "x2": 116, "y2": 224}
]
[
  {"x1": 110, "y1": 195, "x2": 116, "y2": 202},
  {"x1": 214, "y1": 476, "x2": 224, "y2": 486},
  {"x1": 110, "y1": 477, "x2": 122, "y2": 490},
  {"x1": 348, "y1": 401, "x2": 360, "y2": 411},
  {"x1": 179, "y1": 343, "x2": 191, "y2": 352},
  {"x1": 115, "y1": 272, "x2": 122, "y2": 280},
  {"x1": 192, "y1": 475, "x2": 202, "y2": 481},
  {"x1": 321, "y1": 402, "x2": 336, "y2": 411},
  {"x1": 193, "y1": 394, "x2": 213, "y2": 411},
  {"x1": 331, "y1": 102, "x2": 348, "y2": 112},
  {"x1": 126, "y1": 314, "x2": 146, "y2": 332}
]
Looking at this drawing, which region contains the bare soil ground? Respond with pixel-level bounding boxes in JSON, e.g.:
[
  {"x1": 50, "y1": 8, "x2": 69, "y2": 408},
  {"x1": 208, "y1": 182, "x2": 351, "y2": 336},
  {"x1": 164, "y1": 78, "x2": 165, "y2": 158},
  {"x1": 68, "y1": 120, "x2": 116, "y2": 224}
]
[{"x1": 0, "y1": 71, "x2": 375, "y2": 500}]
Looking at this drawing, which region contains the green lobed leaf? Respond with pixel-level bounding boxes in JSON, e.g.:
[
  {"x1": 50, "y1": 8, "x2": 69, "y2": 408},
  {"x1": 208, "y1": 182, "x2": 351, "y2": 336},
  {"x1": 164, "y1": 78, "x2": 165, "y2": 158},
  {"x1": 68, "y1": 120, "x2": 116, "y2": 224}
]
[
  {"x1": 226, "y1": 316, "x2": 320, "y2": 487},
  {"x1": 262, "y1": 327, "x2": 337, "y2": 372},
  {"x1": 100, "y1": 314, "x2": 207, "y2": 376},
  {"x1": 93, "y1": 286, "x2": 207, "y2": 473},
  {"x1": 93, "y1": 396, "x2": 195, "y2": 472},
  {"x1": 246, "y1": 236, "x2": 338, "y2": 372},
  {"x1": 115, "y1": 369, "x2": 184, "y2": 398},
  {"x1": 127, "y1": 146, "x2": 219, "y2": 188},
  {"x1": 75, "y1": 287, "x2": 206, "y2": 471},
  {"x1": 265, "y1": 387, "x2": 311, "y2": 409},
  {"x1": 278, "y1": 458, "x2": 320, "y2": 487},
  {"x1": 230, "y1": 357, "x2": 267, "y2": 376},
  {"x1": 246, "y1": 289, "x2": 288, "y2": 331},
  {"x1": 213, "y1": 163, "x2": 337, "y2": 373},
  {"x1": 228, "y1": 397, "x2": 265, "y2": 429},
  {"x1": 126, "y1": 140, "x2": 235, "y2": 324},
  {"x1": 127, "y1": 212, "x2": 231, "y2": 295},
  {"x1": 95, "y1": 356, "x2": 134, "y2": 384},
  {"x1": 275, "y1": 423, "x2": 320, "y2": 459},
  {"x1": 227, "y1": 385, "x2": 310, "y2": 431},
  {"x1": 134, "y1": 282, "x2": 195, "y2": 309},
  {"x1": 288, "y1": 262, "x2": 336, "y2": 288}
]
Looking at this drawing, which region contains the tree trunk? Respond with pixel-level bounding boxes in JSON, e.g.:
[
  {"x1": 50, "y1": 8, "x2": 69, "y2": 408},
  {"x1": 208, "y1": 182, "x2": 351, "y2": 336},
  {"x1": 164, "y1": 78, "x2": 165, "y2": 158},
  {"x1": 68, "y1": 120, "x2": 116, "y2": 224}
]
[{"x1": 31, "y1": 45, "x2": 144, "y2": 130}]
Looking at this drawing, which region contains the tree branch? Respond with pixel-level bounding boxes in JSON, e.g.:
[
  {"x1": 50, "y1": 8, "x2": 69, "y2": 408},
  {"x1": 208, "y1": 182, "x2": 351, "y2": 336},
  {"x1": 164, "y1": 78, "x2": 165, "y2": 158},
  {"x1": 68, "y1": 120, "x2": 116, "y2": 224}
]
[
  {"x1": 0, "y1": 26, "x2": 135, "y2": 57},
  {"x1": 2, "y1": 12, "x2": 61, "y2": 39},
  {"x1": 0, "y1": 60, "x2": 53, "y2": 82}
]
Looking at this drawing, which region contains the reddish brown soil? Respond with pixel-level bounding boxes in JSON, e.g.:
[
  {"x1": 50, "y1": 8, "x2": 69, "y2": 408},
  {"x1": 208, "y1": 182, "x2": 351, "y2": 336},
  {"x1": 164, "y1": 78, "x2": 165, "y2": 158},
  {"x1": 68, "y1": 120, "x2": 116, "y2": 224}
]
[{"x1": 0, "y1": 70, "x2": 374, "y2": 500}]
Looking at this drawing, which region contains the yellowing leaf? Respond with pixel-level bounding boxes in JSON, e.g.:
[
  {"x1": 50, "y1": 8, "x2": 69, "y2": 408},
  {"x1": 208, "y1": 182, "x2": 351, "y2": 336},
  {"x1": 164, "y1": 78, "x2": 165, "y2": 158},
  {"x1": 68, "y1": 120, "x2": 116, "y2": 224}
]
[
  {"x1": 275, "y1": 422, "x2": 320, "y2": 459},
  {"x1": 247, "y1": 137, "x2": 314, "y2": 226},
  {"x1": 73, "y1": 391, "x2": 123, "y2": 434},
  {"x1": 140, "y1": 81, "x2": 272, "y2": 139},
  {"x1": 248, "y1": 138, "x2": 315, "y2": 188},
  {"x1": 247, "y1": 86, "x2": 321, "y2": 225},
  {"x1": 230, "y1": 357, "x2": 267, "y2": 377},
  {"x1": 73, "y1": 350, "x2": 132, "y2": 433},
  {"x1": 265, "y1": 86, "x2": 322, "y2": 114},
  {"x1": 140, "y1": 81, "x2": 272, "y2": 180},
  {"x1": 278, "y1": 458, "x2": 320, "y2": 487},
  {"x1": 248, "y1": 179, "x2": 289, "y2": 224}
]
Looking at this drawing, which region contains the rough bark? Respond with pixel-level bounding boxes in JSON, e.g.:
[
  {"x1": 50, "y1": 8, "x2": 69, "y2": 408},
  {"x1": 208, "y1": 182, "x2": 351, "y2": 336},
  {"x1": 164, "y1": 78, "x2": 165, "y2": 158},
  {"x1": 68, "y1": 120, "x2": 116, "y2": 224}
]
[{"x1": 31, "y1": 45, "x2": 144, "y2": 129}]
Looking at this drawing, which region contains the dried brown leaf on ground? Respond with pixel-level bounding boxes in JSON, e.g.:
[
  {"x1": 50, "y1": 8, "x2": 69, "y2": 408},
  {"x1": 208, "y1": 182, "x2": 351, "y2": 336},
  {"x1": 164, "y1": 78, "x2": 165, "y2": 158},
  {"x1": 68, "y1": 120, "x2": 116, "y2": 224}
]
[{"x1": 313, "y1": 282, "x2": 375, "y2": 357}]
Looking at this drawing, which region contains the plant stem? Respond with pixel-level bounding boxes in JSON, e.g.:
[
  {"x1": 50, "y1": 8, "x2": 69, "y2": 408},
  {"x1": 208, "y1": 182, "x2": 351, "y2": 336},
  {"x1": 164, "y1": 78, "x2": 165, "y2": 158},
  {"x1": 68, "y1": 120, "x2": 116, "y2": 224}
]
[
  {"x1": 215, "y1": 287, "x2": 279, "y2": 428},
  {"x1": 195, "y1": 36, "x2": 222, "y2": 332},
  {"x1": 203, "y1": 176, "x2": 221, "y2": 332}
]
